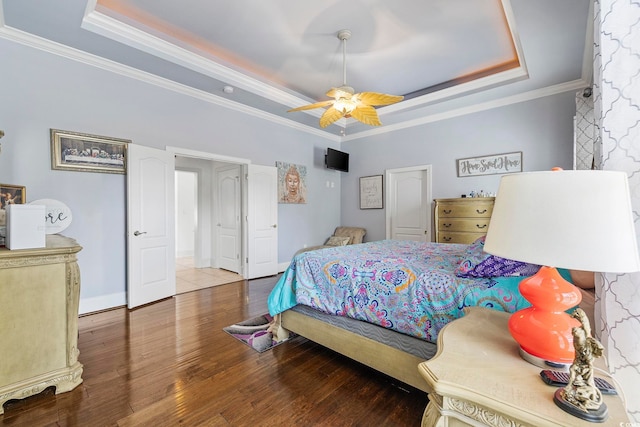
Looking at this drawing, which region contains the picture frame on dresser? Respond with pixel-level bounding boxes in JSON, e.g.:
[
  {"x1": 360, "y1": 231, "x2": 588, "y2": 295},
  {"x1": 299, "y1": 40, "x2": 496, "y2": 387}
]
[
  {"x1": 0, "y1": 184, "x2": 26, "y2": 228},
  {"x1": 0, "y1": 184, "x2": 25, "y2": 209},
  {"x1": 359, "y1": 175, "x2": 383, "y2": 209},
  {"x1": 50, "y1": 129, "x2": 130, "y2": 174}
]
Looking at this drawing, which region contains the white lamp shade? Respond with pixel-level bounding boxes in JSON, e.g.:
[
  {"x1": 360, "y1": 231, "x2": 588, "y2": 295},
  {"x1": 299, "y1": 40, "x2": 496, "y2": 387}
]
[{"x1": 484, "y1": 170, "x2": 640, "y2": 273}]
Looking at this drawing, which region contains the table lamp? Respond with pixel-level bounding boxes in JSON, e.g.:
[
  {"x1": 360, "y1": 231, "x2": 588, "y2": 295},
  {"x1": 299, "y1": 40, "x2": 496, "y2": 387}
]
[{"x1": 484, "y1": 169, "x2": 640, "y2": 368}]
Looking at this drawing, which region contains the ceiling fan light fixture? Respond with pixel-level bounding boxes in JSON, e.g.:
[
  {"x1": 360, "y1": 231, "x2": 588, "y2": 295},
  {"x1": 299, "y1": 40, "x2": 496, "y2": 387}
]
[
  {"x1": 334, "y1": 98, "x2": 357, "y2": 114},
  {"x1": 287, "y1": 29, "x2": 403, "y2": 129}
]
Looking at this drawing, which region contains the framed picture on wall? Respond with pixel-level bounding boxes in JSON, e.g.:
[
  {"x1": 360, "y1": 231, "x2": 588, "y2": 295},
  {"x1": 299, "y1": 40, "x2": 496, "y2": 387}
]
[
  {"x1": 50, "y1": 129, "x2": 130, "y2": 174},
  {"x1": 276, "y1": 161, "x2": 307, "y2": 204},
  {"x1": 359, "y1": 175, "x2": 383, "y2": 209}
]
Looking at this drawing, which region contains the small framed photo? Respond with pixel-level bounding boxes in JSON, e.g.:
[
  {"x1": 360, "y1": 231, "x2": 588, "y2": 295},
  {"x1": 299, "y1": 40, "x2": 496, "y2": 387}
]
[
  {"x1": 0, "y1": 183, "x2": 26, "y2": 226},
  {"x1": 359, "y1": 175, "x2": 383, "y2": 209},
  {"x1": 50, "y1": 129, "x2": 130, "y2": 174}
]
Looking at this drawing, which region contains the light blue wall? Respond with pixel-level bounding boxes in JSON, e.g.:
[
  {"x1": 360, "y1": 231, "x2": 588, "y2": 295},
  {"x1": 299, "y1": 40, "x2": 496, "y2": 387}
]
[
  {"x1": 0, "y1": 37, "x2": 576, "y2": 312},
  {"x1": 342, "y1": 93, "x2": 576, "y2": 242},
  {"x1": 0, "y1": 38, "x2": 340, "y2": 312}
]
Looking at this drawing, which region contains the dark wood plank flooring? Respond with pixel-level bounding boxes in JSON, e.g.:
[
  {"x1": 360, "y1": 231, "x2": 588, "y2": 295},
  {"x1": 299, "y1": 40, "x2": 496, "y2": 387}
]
[{"x1": 1, "y1": 276, "x2": 427, "y2": 426}]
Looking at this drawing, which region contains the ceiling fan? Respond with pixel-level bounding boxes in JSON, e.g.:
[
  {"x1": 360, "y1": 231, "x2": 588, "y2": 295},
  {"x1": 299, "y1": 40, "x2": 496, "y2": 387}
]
[{"x1": 288, "y1": 29, "x2": 404, "y2": 128}]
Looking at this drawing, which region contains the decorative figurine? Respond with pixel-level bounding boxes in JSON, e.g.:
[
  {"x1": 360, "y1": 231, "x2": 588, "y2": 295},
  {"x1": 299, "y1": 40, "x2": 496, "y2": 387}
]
[{"x1": 553, "y1": 308, "x2": 608, "y2": 422}]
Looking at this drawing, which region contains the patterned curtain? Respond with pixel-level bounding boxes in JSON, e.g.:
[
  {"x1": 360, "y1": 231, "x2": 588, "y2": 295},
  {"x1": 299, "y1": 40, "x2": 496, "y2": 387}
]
[
  {"x1": 593, "y1": 0, "x2": 640, "y2": 421},
  {"x1": 574, "y1": 91, "x2": 595, "y2": 170}
]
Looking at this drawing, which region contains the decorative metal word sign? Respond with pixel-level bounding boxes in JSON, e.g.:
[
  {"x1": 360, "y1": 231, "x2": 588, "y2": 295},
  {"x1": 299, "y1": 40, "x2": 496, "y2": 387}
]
[{"x1": 457, "y1": 152, "x2": 523, "y2": 177}]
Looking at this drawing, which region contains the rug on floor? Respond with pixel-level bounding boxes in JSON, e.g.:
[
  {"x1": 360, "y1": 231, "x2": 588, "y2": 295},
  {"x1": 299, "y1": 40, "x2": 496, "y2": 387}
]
[{"x1": 223, "y1": 313, "x2": 295, "y2": 353}]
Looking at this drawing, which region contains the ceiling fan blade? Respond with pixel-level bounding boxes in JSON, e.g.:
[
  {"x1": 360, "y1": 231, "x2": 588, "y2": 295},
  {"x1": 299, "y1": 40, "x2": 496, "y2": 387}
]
[
  {"x1": 349, "y1": 105, "x2": 382, "y2": 126},
  {"x1": 319, "y1": 106, "x2": 346, "y2": 128},
  {"x1": 288, "y1": 100, "x2": 334, "y2": 112},
  {"x1": 356, "y1": 92, "x2": 404, "y2": 106}
]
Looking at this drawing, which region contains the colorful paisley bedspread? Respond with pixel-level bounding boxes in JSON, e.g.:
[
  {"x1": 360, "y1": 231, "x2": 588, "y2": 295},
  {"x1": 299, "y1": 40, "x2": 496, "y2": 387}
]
[{"x1": 267, "y1": 240, "x2": 530, "y2": 343}]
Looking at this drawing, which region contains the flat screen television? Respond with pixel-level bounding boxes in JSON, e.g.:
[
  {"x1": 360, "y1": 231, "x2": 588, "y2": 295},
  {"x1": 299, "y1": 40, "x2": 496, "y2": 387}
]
[{"x1": 325, "y1": 148, "x2": 349, "y2": 172}]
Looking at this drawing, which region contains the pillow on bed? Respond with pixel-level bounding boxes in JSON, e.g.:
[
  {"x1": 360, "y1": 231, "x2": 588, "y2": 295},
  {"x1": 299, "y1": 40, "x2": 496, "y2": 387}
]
[
  {"x1": 455, "y1": 236, "x2": 541, "y2": 278},
  {"x1": 325, "y1": 235, "x2": 351, "y2": 246}
]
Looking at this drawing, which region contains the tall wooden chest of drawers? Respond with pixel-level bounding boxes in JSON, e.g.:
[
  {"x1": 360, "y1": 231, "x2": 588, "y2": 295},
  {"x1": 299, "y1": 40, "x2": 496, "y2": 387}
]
[{"x1": 434, "y1": 197, "x2": 495, "y2": 244}]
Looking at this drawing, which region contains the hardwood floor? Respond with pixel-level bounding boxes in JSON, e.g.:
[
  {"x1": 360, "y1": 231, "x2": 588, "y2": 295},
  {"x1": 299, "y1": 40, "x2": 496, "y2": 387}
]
[{"x1": 1, "y1": 276, "x2": 427, "y2": 426}]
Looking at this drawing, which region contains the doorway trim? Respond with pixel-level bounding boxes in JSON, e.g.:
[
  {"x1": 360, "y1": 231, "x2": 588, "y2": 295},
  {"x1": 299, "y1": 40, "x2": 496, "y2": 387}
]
[
  {"x1": 167, "y1": 146, "x2": 252, "y2": 276},
  {"x1": 167, "y1": 147, "x2": 251, "y2": 165}
]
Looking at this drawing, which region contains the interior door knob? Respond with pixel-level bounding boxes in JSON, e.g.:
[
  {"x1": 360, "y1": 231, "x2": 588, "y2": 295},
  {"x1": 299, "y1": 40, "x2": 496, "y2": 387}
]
[
  {"x1": 133, "y1": 230, "x2": 147, "y2": 236},
  {"x1": 272, "y1": 224, "x2": 277, "y2": 228}
]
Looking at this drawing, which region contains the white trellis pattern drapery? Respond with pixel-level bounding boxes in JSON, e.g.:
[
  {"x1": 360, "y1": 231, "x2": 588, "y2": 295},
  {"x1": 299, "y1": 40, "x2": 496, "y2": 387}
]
[
  {"x1": 593, "y1": 0, "x2": 640, "y2": 421},
  {"x1": 574, "y1": 91, "x2": 595, "y2": 170}
]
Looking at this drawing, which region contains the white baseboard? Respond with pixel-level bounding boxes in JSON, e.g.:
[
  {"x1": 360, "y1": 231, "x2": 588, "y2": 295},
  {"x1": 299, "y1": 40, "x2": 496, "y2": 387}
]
[
  {"x1": 278, "y1": 262, "x2": 290, "y2": 273},
  {"x1": 79, "y1": 291, "x2": 126, "y2": 315}
]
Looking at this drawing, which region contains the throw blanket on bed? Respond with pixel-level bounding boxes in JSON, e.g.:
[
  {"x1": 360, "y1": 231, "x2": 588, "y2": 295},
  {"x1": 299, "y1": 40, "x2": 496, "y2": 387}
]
[{"x1": 268, "y1": 240, "x2": 534, "y2": 343}]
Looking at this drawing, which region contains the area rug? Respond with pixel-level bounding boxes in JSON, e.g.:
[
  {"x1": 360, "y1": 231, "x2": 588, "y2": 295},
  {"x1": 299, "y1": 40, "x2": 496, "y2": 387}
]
[{"x1": 223, "y1": 313, "x2": 295, "y2": 353}]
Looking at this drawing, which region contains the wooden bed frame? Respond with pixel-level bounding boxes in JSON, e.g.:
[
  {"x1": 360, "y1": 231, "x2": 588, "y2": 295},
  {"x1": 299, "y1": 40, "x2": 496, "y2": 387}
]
[
  {"x1": 280, "y1": 288, "x2": 596, "y2": 396},
  {"x1": 281, "y1": 309, "x2": 433, "y2": 393}
]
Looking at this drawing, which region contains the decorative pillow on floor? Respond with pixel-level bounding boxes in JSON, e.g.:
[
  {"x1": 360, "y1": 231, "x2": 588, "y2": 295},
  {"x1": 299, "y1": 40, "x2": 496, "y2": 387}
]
[
  {"x1": 455, "y1": 236, "x2": 541, "y2": 278},
  {"x1": 325, "y1": 235, "x2": 351, "y2": 246}
]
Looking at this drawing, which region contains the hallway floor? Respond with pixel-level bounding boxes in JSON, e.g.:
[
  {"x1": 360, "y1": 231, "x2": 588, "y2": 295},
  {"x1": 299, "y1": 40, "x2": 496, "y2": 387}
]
[{"x1": 176, "y1": 257, "x2": 244, "y2": 294}]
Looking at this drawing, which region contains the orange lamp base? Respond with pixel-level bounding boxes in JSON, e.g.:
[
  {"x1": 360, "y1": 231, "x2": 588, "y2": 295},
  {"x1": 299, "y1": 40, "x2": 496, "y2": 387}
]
[{"x1": 508, "y1": 266, "x2": 582, "y2": 365}]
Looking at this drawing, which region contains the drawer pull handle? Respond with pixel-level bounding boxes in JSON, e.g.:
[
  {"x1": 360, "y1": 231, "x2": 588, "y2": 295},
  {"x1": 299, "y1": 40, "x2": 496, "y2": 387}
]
[
  {"x1": 476, "y1": 209, "x2": 487, "y2": 214},
  {"x1": 476, "y1": 224, "x2": 487, "y2": 229},
  {"x1": 443, "y1": 237, "x2": 452, "y2": 242},
  {"x1": 443, "y1": 209, "x2": 452, "y2": 214},
  {"x1": 443, "y1": 223, "x2": 452, "y2": 228}
]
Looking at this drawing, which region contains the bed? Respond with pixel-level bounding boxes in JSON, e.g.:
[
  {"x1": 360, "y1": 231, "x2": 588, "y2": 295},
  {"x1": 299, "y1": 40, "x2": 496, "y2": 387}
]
[{"x1": 267, "y1": 238, "x2": 585, "y2": 393}]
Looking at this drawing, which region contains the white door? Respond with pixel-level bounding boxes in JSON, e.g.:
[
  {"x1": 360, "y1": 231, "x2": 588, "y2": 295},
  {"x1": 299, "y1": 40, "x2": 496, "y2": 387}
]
[
  {"x1": 385, "y1": 165, "x2": 432, "y2": 242},
  {"x1": 127, "y1": 144, "x2": 176, "y2": 309},
  {"x1": 216, "y1": 166, "x2": 241, "y2": 272},
  {"x1": 246, "y1": 164, "x2": 278, "y2": 279}
]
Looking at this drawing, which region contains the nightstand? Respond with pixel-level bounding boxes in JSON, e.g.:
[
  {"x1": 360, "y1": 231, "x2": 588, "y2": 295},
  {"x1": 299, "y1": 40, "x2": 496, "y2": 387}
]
[{"x1": 418, "y1": 307, "x2": 630, "y2": 426}]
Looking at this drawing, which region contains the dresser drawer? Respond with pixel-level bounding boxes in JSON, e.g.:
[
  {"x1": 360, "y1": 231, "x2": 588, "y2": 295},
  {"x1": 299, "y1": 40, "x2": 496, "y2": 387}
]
[
  {"x1": 438, "y1": 218, "x2": 490, "y2": 233},
  {"x1": 437, "y1": 202, "x2": 493, "y2": 218},
  {"x1": 434, "y1": 197, "x2": 495, "y2": 244},
  {"x1": 436, "y1": 232, "x2": 485, "y2": 244}
]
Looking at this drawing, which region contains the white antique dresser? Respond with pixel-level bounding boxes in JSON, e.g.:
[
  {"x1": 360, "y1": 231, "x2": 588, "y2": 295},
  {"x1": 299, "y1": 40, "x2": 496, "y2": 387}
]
[{"x1": 0, "y1": 235, "x2": 83, "y2": 413}]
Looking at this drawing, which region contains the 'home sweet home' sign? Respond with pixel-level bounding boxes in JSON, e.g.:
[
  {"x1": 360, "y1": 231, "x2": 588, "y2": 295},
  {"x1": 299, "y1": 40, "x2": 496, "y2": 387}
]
[{"x1": 456, "y1": 152, "x2": 522, "y2": 177}]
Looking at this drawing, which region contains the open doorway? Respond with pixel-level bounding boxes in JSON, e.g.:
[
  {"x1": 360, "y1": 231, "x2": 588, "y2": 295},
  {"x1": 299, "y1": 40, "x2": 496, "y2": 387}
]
[
  {"x1": 127, "y1": 145, "x2": 278, "y2": 307},
  {"x1": 174, "y1": 165, "x2": 243, "y2": 294}
]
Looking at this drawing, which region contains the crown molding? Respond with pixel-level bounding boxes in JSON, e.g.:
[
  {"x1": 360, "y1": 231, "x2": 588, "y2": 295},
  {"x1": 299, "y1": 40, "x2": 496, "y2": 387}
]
[
  {"x1": 0, "y1": 17, "x2": 588, "y2": 145},
  {"x1": 378, "y1": 0, "x2": 529, "y2": 119},
  {"x1": 0, "y1": 23, "x2": 339, "y2": 142},
  {"x1": 81, "y1": 6, "x2": 317, "y2": 115},
  {"x1": 342, "y1": 78, "x2": 590, "y2": 142},
  {"x1": 81, "y1": 1, "x2": 531, "y2": 124}
]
